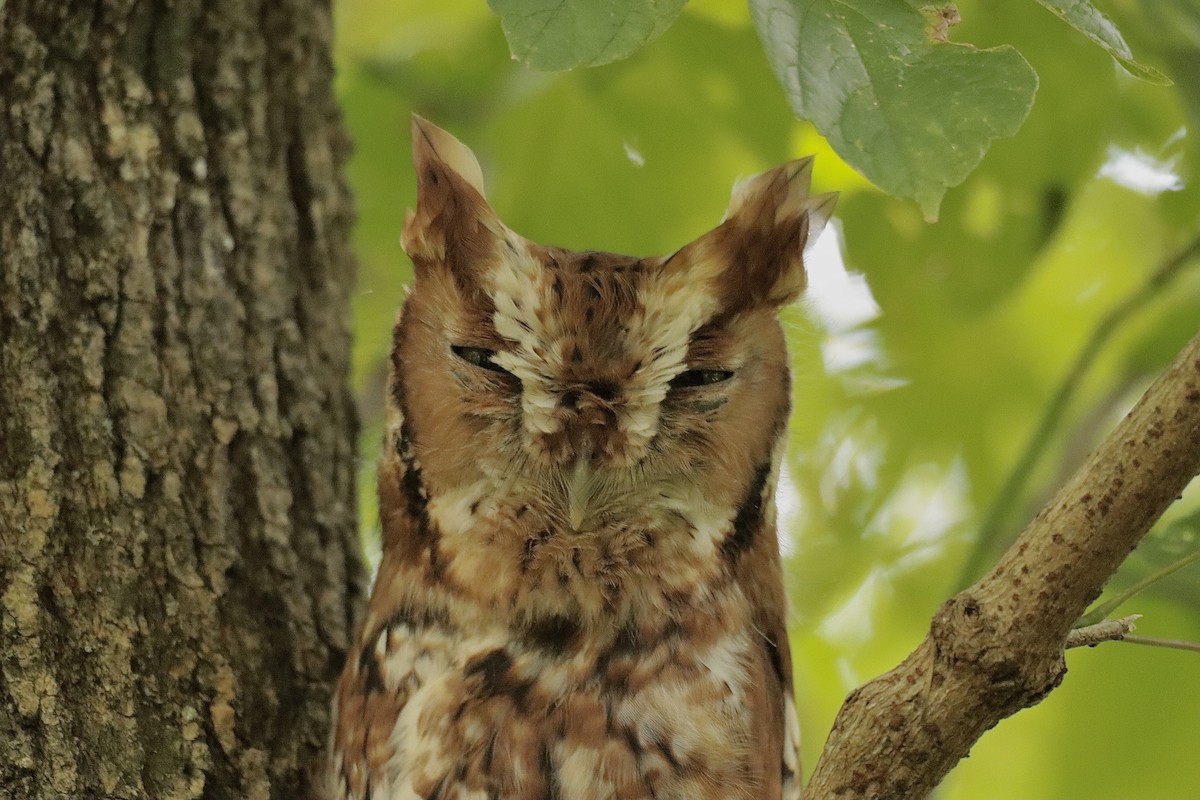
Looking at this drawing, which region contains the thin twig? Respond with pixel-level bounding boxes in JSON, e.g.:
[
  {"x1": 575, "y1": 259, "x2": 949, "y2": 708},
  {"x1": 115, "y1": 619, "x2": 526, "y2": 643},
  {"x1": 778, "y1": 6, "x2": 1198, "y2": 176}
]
[
  {"x1": 1065, "y1": 615, "x2": 1140, "y2": 648},
  {"x1": 1122, "y1": 635, "x2": 1200, "y2": 653},
  {"x1": 1078, "y1": 538, "x2": 1200, "y2": 627},
  {"x1": 958, "y1": 230, "x2": 1200, "y2": 587}
]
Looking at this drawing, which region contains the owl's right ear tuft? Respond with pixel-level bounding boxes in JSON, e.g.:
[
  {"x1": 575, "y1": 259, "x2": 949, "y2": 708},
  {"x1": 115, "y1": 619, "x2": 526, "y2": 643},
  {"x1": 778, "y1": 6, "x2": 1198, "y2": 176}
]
[
  {"x1": 667, "y1": 158, "x2": 836, "y2": 312},
  {"x1": 402, "y1": 116, "x2": 504, "y2": 277}
]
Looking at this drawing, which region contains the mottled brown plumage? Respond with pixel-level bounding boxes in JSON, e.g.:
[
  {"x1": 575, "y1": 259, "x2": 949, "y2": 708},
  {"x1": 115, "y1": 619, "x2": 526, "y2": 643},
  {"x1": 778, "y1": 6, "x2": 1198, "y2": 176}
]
[{"x1": 327, "y1": 117, "x2": 834, "y2": 800}]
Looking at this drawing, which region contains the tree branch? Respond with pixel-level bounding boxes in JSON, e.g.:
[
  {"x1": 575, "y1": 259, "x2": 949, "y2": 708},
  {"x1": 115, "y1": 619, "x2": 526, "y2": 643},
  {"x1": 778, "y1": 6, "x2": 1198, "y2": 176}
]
[
  {"x1": 807, "y1": 330, "x2": 1200, "y2": 799},
  {"x1": 1064, "y1": 615, "x2": 1139, "y2": 649},
  {"x1": 1121, "y1": 635, "x2": 1200, "y2": 653}
]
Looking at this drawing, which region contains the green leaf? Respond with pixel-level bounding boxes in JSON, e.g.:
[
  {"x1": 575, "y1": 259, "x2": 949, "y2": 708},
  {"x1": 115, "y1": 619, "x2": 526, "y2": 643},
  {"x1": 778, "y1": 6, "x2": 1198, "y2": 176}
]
[
  {"x1": 488, "y1": 0, "x2": 686, "y2": 70},
  {"x1": 749, "y1": 0, "x2": 1038, "y2": 220},
  {"x1": 1035, "y1": 0, "x2": 1171, "y2": 85}
]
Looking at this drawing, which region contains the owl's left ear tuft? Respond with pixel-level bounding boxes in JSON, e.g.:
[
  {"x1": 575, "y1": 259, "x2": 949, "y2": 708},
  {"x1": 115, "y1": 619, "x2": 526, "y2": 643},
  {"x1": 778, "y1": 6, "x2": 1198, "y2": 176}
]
[
  {"x1": 673, "y1": 158, "x2": 837, "y2": 310},
  {"x1": 402, "y1": 116, "x2": 506, "y2": 279},
  {"x1": 411, "y1": 115, "x2": 488, "y2": 199}
]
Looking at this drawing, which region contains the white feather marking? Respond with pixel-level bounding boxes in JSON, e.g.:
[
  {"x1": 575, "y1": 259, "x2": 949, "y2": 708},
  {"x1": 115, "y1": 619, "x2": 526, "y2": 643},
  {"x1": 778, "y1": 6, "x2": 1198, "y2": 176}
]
[
  {"x1": 557, "y1": 745, "x2": 614, "y2": 800},
  {"x1": 696, "y1": 629, "x2": 751, "y2": 708},
  {"x1": 425, "y1": 480, "x2": 486, "y2": 538},
  {"x1": 783, "y1": 693, "x2": 803, "y2": 800},
  {"x1": 619, "y1": 269, "x2": 720, "y2": 452},
  {"x1": 388, "y1": 637, "x2": 509, "y2": 798},
  {"x1": 485, "y1": 240, "x2": 569, "y2": 442},
  {"x1": 661, "y1": 486, "x2": 735, "y2": 560}
]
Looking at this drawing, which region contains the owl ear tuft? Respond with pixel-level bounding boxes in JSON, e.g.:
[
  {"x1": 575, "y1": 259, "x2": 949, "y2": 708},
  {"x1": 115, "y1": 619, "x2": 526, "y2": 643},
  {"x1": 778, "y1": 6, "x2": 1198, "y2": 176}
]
[
  {"x1": 411, "y1": 115, "x2": 487, "y2": 198},
  {"x1": 672, "y1": 158, "x2": 836, "y2": 310},
  {"x1": 402, "y1": 116, "x2": 505, "y2": 277}
]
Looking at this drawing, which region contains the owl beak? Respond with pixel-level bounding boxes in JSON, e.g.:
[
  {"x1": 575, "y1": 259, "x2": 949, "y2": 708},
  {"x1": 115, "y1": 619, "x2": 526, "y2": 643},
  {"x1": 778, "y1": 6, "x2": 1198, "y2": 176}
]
[{"x1": 567, "y1": 453, "x2": 593, "y2": 531}]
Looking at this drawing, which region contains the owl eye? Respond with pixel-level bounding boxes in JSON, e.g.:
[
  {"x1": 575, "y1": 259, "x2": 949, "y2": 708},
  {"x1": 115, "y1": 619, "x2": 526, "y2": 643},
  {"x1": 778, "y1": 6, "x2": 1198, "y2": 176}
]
[
  {"x1": 670, "y1": 369, "x2": 735, "y2": 389},
  {"x1": 451, "y1": 345, "x2": 513, "y2": 376}
]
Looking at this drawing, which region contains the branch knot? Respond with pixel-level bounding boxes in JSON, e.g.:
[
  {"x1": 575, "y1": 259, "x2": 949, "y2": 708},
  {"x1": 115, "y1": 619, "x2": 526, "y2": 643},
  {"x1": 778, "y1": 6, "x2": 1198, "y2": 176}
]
[{"x1": 931, "y1": 593, "x2": 1066, "y2": 708}]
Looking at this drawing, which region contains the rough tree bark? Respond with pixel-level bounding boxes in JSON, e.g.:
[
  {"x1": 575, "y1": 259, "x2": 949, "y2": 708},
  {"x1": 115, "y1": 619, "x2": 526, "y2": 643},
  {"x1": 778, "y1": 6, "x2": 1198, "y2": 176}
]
[{"x1": 0, "y1": 2, "x2": 363, "y2": 798}]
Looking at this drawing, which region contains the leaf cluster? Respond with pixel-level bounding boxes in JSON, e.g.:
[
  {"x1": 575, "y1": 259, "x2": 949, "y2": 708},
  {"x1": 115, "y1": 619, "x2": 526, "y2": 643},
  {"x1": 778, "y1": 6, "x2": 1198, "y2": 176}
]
[{"x1": 490, "y1": 0, "x2": 1169, "y2": 218}]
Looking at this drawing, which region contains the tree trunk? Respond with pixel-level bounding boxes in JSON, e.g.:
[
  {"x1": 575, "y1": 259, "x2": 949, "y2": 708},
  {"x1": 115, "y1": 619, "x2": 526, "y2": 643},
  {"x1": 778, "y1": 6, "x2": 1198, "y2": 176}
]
[{"x1": 0, "y1": 2, "x2": 363, "y2": 798}]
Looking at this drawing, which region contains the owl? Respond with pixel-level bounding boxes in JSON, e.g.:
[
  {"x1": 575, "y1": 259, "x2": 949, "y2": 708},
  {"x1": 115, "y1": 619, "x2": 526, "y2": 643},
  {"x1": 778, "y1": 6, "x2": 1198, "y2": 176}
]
[{"x1": 328, "y1": 117, "x2": 835, "y2": 800}]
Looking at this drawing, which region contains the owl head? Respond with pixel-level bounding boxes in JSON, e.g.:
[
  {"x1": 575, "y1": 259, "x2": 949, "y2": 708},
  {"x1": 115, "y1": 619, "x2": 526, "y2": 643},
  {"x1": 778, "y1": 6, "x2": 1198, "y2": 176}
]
[{"x1": 384, "y1": 117, "x2": 833, "y2": 621}]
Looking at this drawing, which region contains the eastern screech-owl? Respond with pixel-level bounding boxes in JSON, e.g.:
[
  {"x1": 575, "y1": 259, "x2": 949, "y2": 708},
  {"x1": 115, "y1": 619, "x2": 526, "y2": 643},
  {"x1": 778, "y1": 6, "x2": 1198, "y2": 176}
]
[{"x1": 328, "y1": 117, "x2": 835, "y2": 800}]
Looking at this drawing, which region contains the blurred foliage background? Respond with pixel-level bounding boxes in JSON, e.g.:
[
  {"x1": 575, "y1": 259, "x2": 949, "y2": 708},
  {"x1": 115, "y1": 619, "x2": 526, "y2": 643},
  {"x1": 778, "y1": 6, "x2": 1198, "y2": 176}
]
[{"x1": 332, "y1": 1, "x2": 1200, "y2": 796}]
